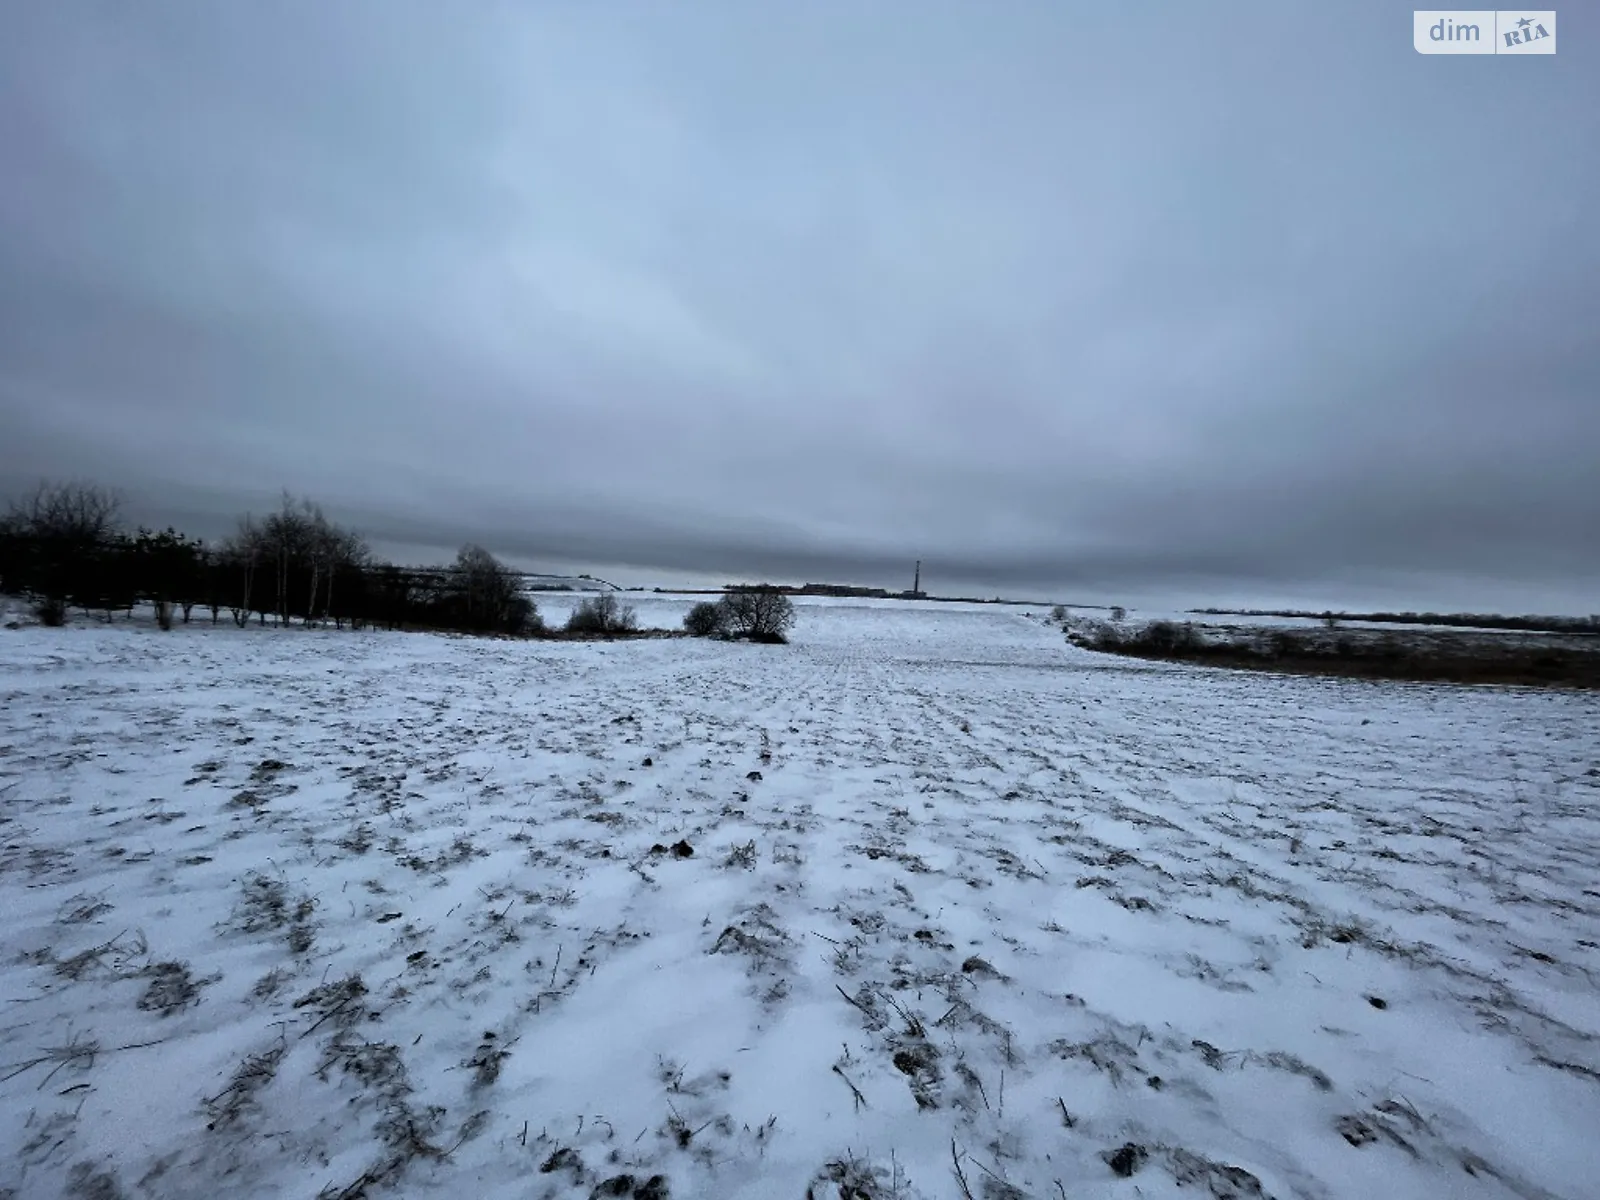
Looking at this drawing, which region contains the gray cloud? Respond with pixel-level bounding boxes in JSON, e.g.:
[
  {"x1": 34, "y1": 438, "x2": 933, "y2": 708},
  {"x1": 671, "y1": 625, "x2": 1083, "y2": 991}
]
[{"x1": 2, "y1": 2, "x2": 1596, "y2": 612}]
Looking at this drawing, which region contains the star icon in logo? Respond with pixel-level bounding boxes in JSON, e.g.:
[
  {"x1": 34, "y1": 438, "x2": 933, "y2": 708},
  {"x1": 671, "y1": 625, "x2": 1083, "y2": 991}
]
[{"x1": 1517, "y1": 16, "x2": 1533, "y2": 29}]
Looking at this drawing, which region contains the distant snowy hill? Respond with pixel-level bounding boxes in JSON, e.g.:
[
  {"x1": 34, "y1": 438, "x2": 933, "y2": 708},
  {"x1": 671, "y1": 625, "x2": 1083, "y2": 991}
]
[{"x1": 519, "y1": 573, "x2": 620, "y2": 592}]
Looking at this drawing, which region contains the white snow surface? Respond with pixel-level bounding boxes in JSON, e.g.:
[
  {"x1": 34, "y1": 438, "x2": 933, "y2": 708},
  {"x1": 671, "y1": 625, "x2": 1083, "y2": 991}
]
[{"x1": 2, "y1": 599, "x2": 1597, "y2": 1200}]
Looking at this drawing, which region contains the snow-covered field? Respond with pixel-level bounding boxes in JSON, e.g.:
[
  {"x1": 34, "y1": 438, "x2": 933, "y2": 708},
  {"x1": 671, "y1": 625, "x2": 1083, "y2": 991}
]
[{"x1": 2, "y1": 599, "x2": 1597, "y2": 1200}]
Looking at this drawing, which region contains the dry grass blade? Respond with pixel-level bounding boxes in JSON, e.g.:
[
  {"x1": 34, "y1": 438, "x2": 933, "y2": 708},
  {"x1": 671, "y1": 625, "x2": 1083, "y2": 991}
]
[
  {"x1": 950, "y1": 1139, "x2": 975, "y2": 1200},
  {"x1": 831, "y1": 1064, "x2": 868, "y2": 1111},
  {"x1": 1, "y1": 1033, "x2": 165, "y2": 1090}
]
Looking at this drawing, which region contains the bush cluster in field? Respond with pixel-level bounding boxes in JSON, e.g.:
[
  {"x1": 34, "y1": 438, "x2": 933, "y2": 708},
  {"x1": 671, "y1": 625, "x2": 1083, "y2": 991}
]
[
  {"x1": 564, "y1": 592, "x2": 638, "y2": 635},
  {"x1": 1067, "y1": 616, "x2": 1600, "y2": 687},
  {"x1": 1191, "y1": 605, "x2": 1600, "y2": 636},
  {"x1": 682, "y1": 589, "x2": 796, "y2": 643}
]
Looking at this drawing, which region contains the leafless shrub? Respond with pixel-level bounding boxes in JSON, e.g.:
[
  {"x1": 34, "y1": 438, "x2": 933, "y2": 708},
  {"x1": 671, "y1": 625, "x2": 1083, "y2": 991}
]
[
  {"x1": 719, "y1": 586, "x2": 796, "y2": 642},
  {"x1": 683, "y1": 600, "x2": 725, "y2": 637},
  {"x1": 565, "y1": 592, "x2": 637, "y2": 635}
]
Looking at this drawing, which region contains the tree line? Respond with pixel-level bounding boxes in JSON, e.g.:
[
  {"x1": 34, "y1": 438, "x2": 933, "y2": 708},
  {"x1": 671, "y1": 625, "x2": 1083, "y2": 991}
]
[{"x1": 0, "y1": 482, "x2": 535, "y2": 635}]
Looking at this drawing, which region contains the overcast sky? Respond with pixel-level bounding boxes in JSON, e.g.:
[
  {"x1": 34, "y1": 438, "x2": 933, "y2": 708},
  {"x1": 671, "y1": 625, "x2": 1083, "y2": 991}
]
[{"x1": 1, "y1": 3, "x2": 1595, "y2": 611}]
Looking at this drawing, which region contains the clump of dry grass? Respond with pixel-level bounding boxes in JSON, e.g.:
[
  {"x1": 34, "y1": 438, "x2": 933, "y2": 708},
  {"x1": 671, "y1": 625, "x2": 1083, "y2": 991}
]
[
  {"x1": 806, "y1": 1152, "x2": 911, "y2": 1200},
  {"x1": 1167, "y1": 1147, "x2": 1267, "y2": 1196},
  {"x1": 54, "y1": 930, "x2": 148, "y2": 981},
  {"x1": 230, "y1": 872, "x2": 317, "y2": 953},
  {"x1": 66, "y1": 1161, "x2": 125, "y2": 1200},
  {"x1": 709, "y1": 904, "x2": 793, "y2": 974},
  {"x1": 204, "y1": 1041, "x2": 288, "y2": 1130},
  {"x1": 292, "y1": 974, "x2": 369, "y2": 1034},
  {"x1": 464, "y1": 1032, "x2": 511, "y2": 1087},
  {"x1": 56, "y1": 893, "x2": 114, "y2": 925},
  {"x1": 137, "y1": 961, "x2": 207, "y2": 1016},
  {"x1": 723, "y1": 840, "x2": 758, "y2": 870}
]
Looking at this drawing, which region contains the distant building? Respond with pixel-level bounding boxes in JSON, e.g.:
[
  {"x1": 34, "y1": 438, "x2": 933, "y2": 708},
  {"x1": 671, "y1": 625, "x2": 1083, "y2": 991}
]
[
  {"x1": 796, "y1": 583, "x2": 891, "y2": 598},
  {"x1": 900, "y1": 559, "x2": 926, "y2": 599},
  {"x1": 719, "y1": 578, "x2": 923, "y2": 600}
]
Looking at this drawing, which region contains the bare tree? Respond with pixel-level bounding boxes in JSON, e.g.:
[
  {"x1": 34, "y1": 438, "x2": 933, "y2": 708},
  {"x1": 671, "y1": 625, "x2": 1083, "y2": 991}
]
[
  {"x1": 179, "y1": 537, "x2": 204, "y2": 623},
  {"x1": 719, "y1": 585, "x2": 796, "y2": 642},
  {"x1": 301, "y1": 500, "x2": 328, "y2": 626},
  {"x1": 7, "y1": 480, "x2": 122, "y2": 545},
  {"x1": 258, "y1": 492, "x2": 311, "y2": 626},
  {"x1": 4, "y1": 481, "x2": 123, "y2": 620},
  {"x1": 322, "y1": 527, "x2": 370, "y2": 628},
  {"x1": 455, "y1": 544, "x2": 498, "y2": 630},
  {"x1": 0, "y1": 510, "x2": 19, "y2": 597},
  {"x1": 222, "y1": 517, "x2": 263, "y2": 628},
  {"x1": 449, "y1": 544, "x2": 536, "y2": 634},
  {"x1": 203, "y1": 546, "x2": 225, "y2": 624}
]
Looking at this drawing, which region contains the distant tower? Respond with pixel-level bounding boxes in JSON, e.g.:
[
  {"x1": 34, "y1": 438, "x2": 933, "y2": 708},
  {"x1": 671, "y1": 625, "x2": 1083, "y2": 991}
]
[{"x1": 913, "y1": 560, "x2": 921, "y2": 593}]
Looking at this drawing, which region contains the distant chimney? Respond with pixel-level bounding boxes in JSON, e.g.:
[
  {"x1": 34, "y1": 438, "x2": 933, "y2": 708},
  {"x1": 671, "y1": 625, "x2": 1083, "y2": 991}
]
[{"x1": 913, "y1": 560, "x2": 921, "y2": 593}]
